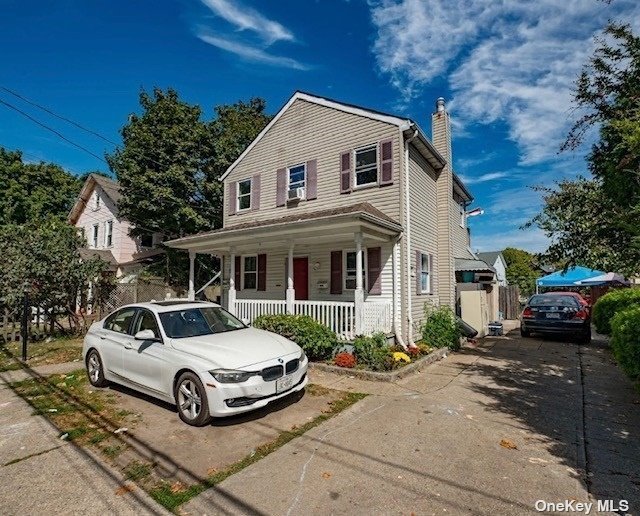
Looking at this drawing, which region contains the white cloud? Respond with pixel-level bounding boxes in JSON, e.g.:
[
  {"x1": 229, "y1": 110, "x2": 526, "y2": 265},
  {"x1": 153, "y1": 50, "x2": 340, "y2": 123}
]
[
  {"x1": 368, "y1": 0, "x2": 640, "y2": 164},
  {"x1": 197, "y1": 32, "x2": 309, "y2": 70},
  {"x1": 199, "y1": 0, "x2": 294, "y2": 43},
  {"x1": 458, "y1": 171, "x2": 509, "y2": 185}
]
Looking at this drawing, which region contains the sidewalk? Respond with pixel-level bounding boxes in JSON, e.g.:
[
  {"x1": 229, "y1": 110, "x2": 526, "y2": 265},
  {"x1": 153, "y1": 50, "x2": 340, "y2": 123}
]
[{"x1": 0, "y1": 364, "x2": 169, "y2": 516}]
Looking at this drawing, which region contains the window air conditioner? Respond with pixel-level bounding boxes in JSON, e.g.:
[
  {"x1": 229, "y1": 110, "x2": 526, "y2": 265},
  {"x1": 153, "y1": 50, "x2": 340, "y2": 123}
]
[{"x1": 288, "y1": 187, "x2": 305, "y2": 201}]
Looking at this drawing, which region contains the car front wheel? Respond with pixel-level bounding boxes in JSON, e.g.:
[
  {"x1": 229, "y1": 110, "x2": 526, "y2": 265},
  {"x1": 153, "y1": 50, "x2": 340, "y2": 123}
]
[
  {"x1": 86, "y1": 349, "x2": 108, "y2": 387},
  {"x1": 175, "y1": 372, "x2": 211, "y2": 426}
]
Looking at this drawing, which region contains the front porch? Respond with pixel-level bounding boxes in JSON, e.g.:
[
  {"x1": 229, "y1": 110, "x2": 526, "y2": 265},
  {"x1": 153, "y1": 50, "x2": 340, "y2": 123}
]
[{"x1": 167, "y1": 204, "x2": 403, "y2": 341}]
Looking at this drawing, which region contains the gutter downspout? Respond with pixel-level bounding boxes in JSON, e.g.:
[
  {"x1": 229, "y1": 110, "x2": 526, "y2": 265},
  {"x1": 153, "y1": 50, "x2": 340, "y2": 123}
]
[{"x1": 404, "y1": 126, "x2": 419, "y2": 346}]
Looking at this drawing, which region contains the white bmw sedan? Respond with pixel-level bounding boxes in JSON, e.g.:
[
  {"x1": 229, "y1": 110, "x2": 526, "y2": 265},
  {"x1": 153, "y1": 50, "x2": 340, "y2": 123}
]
[{"x1": 83, "y1": 301, "x2": 308, "y2": 426}]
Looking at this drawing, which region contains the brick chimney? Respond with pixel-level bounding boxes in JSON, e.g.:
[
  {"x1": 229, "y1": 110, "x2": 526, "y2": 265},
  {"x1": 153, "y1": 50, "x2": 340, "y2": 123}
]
[{"x1": 432, "y1": 97, "x2": 455, "y2": 308}]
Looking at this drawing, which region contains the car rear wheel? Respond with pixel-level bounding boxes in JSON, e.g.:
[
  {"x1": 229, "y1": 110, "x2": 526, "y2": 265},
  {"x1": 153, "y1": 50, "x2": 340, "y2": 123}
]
[
  {"x1": 520, "y1": 327, "x2": 531, "y2": 338},
  {"x1": 578, "y1": 328, "x2": 592, "y2": 344},
  {"x1": 175, "y1": 372, "x2": 210, "y2": 427},
  {"x1": 86, "y1": 349, "x2": 108, "y2": 387}
]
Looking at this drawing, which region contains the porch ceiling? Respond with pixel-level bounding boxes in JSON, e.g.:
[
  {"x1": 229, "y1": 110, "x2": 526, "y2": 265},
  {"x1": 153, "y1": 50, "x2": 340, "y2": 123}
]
[{"x1": 166, "y1": 203, "x2": 403, "y2": 254}]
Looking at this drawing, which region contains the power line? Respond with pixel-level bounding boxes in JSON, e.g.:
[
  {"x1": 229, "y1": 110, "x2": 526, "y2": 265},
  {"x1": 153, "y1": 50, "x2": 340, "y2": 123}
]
[
  {"x1": 1, "y1": 86, "x2": 120, "y2": 146},
  {"x1": 0, "y1": 97, "x2": 107, "y2": 164}
]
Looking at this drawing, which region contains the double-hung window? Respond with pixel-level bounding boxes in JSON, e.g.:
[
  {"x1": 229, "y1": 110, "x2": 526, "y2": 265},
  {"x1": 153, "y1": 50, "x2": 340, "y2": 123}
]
[
  {"x1": 354, "y1": 145, "x2": 378, "y2": 187},
  {"x1": 105, "y1": 220, "x2": 113, "y2": 247},
  {"x1": 237, "y1": 179, "x2": 252, "y2": 211},
  {"x1": 420, "y1": 253, "x2": 431, "y2": 294},
  {"x1": 345, "y1": 251, "x2": 367, "y2": 290},
  {"x1": 288, "y1": 164, "x2": 306, "y2": 194},
  {"x1": 459, "y1": 202, "x2": 466, "y2": 228},
  {"x1": 243, "y1": 256, "x2": 257, "y2": 289},
  {"x1": 92, "y1": 224, "x2": 99, "y2": 248},
  {"x1": 95, "y1": 193, "x2": 101, "y2": 210}
]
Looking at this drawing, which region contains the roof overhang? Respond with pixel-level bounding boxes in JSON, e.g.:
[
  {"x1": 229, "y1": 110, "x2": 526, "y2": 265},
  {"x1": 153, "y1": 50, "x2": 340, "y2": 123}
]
[
  {"x1": 453, "y1": 172, "x2": 473, "y2": 202},
  {"x1": 165, "y1": 211, "x2": 403, "y2": 254},
  {"x1": 68, "y1": 176, "x2": 97, "y2": 224}
]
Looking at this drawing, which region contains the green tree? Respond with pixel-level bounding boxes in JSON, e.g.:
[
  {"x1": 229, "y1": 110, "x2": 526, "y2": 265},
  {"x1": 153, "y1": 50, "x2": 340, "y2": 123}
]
[
  {"x1": 0, "y1": 217, "x2": 107, "y2": 333},
  {"x1": 107, "y1": 88, "x2": 270, "y2": 287},
  {"x1": 530, "y1": 22, "x2": 640, "y2": 276},
  {"x1": 0, "y1": 147, "x2": 82, "y2": 225},
  {"x1": 502, "y1": 247, "x2": 540, "y2": 297}
]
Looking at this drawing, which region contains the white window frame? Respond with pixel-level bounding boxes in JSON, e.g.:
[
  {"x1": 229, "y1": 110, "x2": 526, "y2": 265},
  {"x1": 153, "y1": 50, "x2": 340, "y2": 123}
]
[
  {"x1": 242, "y1": 255, "x2": 258, "y2": 290},
  {"x1": 353, "y1": 144, "x2": 378, "y2": 189},
  {"x1": 237, "y1": 178, "x2": 252, "y2": 212},
  {"x1": 91, "y1": 224, "x2": 99, "y2": 249},
  {"x1": 420, "y1": 253, "x2": 431, "y2": 294},
  {"x1": 343, "y1": 249, "x2": 368, "y2": 291},
  {"x1": 459, "y1": 202, "x2": 466, "y2": 228},
  {"x1": 287, "y1": 163, "x2": 306, "y2": 196},
  {"x1": 104, "y1": 220, "x2": 113, "y2": 248}
]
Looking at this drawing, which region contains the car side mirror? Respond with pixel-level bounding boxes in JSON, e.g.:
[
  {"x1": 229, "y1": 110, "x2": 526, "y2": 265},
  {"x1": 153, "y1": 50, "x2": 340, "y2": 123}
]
[{"x1": 134, "y1": 329, "x2": 159, "y2": 341}]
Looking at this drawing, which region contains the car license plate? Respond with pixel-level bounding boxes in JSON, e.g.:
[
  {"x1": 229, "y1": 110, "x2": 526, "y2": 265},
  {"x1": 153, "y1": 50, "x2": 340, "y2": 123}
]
[
  {"x1": 546, "y1": 313, "x2": 560, "y2": 319},
  {"x1": 276, "y1": 375, "x2": 294, "y2": 393}
]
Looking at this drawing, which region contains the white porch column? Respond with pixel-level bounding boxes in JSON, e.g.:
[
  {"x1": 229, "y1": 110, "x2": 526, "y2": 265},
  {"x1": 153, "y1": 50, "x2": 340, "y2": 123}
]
[
  {"x1": 228, "y1": 249, "x2": 237, "y2": 315},
  {"x1": 354, "y1": 232, "x2": 364, "y2": 334},
  {"x1": 286, "y1": 242, "x2": 295, "y2": 314},
  {"x1": 392, "y1": 239, "x2": 401, "y2": 338},
  {"x1": 188, "y1": 250, "x2": 196, "y2": 301}
]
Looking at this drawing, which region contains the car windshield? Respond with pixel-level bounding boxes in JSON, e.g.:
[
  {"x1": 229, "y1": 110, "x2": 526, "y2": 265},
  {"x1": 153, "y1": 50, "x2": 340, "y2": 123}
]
[
  {"x1": 159, "y1": 307, "x2": 246, "y2": 339},
  {"x1": 529, "y1": 295, "x2": 579, "y2": 307}
]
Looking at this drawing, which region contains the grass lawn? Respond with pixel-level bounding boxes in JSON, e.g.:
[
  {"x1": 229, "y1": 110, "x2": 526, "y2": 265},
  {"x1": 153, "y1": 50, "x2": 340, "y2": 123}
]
[
  {"x1": 0, "y1": 336, "x2": 84, "y2": 372},
  {"x1": 8, "y1": 371, "x2": 366, "y2": 513}
]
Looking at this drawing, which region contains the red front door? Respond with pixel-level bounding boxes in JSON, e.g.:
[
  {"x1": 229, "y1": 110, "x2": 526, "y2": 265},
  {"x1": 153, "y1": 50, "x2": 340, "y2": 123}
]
[{"x1": 293, "y1": 257, "x2": 309, "y2": 300}]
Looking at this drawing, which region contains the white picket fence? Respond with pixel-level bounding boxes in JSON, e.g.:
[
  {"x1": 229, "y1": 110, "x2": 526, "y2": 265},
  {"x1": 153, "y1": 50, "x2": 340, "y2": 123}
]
[{"x1": 233, "y1": 298, "x2": 391, "y2": 341}]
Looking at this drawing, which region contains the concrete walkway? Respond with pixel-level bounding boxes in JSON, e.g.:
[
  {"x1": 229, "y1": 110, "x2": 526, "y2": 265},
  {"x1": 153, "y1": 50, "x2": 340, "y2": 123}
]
[
  {"x1": 182, "y1": 332, "x2": 640, "y2": 515},
  {"x1": 0, "y1": 364, "x2": 169, "y2": 515}
]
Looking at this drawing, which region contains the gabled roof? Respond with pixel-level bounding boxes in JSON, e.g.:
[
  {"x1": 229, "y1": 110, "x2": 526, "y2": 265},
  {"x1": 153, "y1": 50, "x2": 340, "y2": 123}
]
[
  {"x1": 68, "y1": 173, "x2": 121, "y2": 224},
  {"x1": 477, "y1": 251, "x2": 506, "y2": 269},
  {"x1": 219, "y1": 90, "x2": 448, "y2": 181}
]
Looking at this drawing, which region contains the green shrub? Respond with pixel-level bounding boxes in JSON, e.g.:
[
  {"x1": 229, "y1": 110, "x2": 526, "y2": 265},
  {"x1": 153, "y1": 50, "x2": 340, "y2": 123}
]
[
  {"x1": 352, "y1": 333, "x2": 394, "y2": 371},
  {"x1": 610, "y1": 306, "x2": 640, "y2": 379},
  {"x1": 420, "y1": 304, "x2": 461, "y2": 350},
  {"x1": 592, "y1": 288, "x2": 640, "y2": 334},
  {"x1": 252, "y1": 314, "x2": 337, "y2": 360}
]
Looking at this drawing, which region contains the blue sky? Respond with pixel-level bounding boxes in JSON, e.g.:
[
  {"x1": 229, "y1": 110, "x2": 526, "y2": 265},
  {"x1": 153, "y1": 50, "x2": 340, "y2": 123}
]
[{"x1": 2, "y1": 0, "x2": 639, "y2": 252}]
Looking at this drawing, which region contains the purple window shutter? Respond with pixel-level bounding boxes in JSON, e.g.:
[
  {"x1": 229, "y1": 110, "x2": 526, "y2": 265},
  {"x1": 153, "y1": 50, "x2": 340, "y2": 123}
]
[
  {"x1": 330, "y1": 251, "x2": 342, "y2": 294},
  {"x1": 235, "y1": 256, "x2": 242, "y2": 292},
  {"x1": 367, "y1": 247, "x2": 382, "y2": 295},
  {"x1": 276, "y1": 168, "x2": 286, "y2": 207},
  {"x1": 228, "y1": 182, "x2": 237, "y2": 216},
  {"x1": 416, "y1": 250, "x2": 422, "y2": 295},
  {"x1": 306, "y1": 159, "x2": 317, "y2": 200},
  {"x1": 379, "y1": 139, "x2": 393, "y2": 186},
  {"x1": 251, "y1": 174, "x2": 261, "y2": 211},
  {"x1": 340, "y1": 151, "x2": 351, "y2": 194},
  {"x1": 257, "y1": 254, "x2": 267, "y2": 291}
]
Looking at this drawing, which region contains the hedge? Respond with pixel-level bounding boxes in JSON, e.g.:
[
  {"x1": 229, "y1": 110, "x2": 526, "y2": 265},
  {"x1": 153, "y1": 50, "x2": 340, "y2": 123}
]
[
  {"x1": 610, "y1": 306, "x2": 640, "y2": 379},
  {"x1": 420, "y1": 304, "x2": 462, "y2": 350},
  {"x1": 252, "y1": 314, "x2": 337, "y2": 360},
  {"x1": 592, "y1": 288, "x2": 640, "y2": 335}
]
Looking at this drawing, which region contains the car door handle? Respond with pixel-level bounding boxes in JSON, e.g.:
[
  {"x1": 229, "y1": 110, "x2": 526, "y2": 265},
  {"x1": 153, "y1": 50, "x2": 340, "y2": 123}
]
[
  {"x1": 124, "y1": 342, "x2": 133, "y2": 350},
  {"x1": 100, "y1": 336, "x2": 106, "y2": 340}
]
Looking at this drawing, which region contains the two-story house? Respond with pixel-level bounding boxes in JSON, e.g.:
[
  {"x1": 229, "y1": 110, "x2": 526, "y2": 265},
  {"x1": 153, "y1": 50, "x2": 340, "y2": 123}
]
[
  {"x1": 68, "y1": 174, "x2": 163, "y2": 279},
  {"x1": 166, "y1": 91, "x2": 480, "y2": 345}
]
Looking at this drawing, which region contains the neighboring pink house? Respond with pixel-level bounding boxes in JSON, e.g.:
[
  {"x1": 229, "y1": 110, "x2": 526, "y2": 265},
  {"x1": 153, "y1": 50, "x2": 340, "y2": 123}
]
[{"x1": 68, "y1": 174, "x2": 163, "y2": 279}]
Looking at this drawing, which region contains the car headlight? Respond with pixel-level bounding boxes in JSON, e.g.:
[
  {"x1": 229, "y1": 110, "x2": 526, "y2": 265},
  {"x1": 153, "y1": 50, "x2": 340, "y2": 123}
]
[{"x1": 209, "y1": 369, "x2": 255, "y2": 383}]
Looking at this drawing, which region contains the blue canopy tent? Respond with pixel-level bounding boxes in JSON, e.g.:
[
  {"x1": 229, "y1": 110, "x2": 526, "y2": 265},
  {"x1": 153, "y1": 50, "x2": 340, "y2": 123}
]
[{"x1": 536, "y1": 266, "x2": 605, "y2": 292}]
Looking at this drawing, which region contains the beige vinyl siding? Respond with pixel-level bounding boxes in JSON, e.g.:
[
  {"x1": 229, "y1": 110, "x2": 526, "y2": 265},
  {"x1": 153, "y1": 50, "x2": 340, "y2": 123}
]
[
  {"x1": 407, "y1": 145, "x2": 440, "y2": 329},
  {"x1": 223, "y1": 99, "x2": 402, "y2": 226},
  {"x1": 223, "y1": 240, "x2": 395, "y2": 305},
  {"x1": 450, "y1": 199, "x2": 473, "y2": 259}
]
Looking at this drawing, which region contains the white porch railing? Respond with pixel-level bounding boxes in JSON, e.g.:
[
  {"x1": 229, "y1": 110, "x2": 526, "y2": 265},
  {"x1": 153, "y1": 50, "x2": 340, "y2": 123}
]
[
  {"x1": 232, "y1": 299, "x2": 392, "y2": 341},
  {"x1": 235, "y1": 299, "x2": 287, "y2": 323},
  {"x1": 294, "y1": 300, "x2": 356, "y2": 341},
  {"x1": 362, "y1": 302, "x2": 393, "y2": 336}
]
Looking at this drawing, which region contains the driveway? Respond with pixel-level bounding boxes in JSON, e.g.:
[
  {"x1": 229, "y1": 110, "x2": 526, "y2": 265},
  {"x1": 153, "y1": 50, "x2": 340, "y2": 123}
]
[{"x1": 182, "y1": 332, "x2": 640, "y2": 515}]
